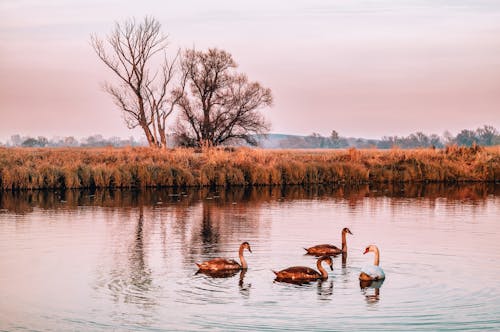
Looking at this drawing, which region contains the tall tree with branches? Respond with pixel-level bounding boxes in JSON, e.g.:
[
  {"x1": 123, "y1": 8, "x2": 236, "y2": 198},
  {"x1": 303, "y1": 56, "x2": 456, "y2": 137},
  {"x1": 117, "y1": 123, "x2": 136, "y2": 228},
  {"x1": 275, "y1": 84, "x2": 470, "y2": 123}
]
[
  {"x1": 175, "y1": 48, "x2": 272, "y2": 147},
  {"x1": 91, "y1": 17, "x2": 184, "y2": 148}
]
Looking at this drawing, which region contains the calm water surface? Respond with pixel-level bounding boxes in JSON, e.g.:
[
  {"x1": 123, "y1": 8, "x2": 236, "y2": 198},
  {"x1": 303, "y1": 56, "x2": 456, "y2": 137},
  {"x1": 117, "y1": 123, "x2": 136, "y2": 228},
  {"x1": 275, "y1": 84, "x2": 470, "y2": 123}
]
[{"x1": 1, "y1": 184, "x2": 499, "y2": 331}]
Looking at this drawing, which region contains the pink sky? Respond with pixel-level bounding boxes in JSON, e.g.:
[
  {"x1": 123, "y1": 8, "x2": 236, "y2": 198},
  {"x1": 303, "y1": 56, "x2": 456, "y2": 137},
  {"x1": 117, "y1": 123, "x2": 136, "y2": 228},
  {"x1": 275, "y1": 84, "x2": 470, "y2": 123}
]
[{"x1": 1, "y1": 0, "x2": 499, "y2": 141}]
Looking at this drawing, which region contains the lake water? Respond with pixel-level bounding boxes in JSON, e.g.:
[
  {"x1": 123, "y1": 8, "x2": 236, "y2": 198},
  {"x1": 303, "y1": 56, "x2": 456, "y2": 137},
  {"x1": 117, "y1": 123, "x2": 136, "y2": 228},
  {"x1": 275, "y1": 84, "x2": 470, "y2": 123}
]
[{"x1": 1, "y1": 184, "x2": 499, "y2": 331}]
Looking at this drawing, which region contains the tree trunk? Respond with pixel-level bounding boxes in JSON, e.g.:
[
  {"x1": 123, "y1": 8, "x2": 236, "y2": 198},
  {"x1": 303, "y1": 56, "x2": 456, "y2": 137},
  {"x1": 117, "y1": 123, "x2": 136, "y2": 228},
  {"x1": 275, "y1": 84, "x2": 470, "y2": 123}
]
[
  {"x1": 142, "y1": 124, "x2": 157, "y2": 147},
  {"x1": 159, "y1": 130, "x2": 168, "y2": 149}
]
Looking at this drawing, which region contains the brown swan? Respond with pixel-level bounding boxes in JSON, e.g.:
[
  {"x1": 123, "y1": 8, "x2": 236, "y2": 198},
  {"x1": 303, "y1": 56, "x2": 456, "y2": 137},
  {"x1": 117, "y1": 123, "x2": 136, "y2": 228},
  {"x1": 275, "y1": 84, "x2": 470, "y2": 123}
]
[
  {"x1": 196, "y1": 242, "x2": 252, "y2": 272},
  {"x1": 304, "y1": 227, "x2": 353, "y2": 256},
  {"x1": 273, "y1": 256, "x2": 334, "y2": 283}
]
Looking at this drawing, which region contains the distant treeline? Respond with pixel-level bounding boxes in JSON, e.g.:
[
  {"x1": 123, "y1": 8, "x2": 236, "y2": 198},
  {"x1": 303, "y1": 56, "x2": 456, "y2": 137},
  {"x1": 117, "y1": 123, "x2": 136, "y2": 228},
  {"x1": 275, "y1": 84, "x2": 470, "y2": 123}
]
[
  {"x1": 2, "y1": 134, "x2": 147, "y2": 148},
  {"x1": 271, "y1": 125, "x2": 500, "y2": 149},
  {"x1": 1, "y1": 145, "x2": 498, "y2": 190},
  {"x1": 1, "y1": 125, "x2": 498, "y2": 149}
]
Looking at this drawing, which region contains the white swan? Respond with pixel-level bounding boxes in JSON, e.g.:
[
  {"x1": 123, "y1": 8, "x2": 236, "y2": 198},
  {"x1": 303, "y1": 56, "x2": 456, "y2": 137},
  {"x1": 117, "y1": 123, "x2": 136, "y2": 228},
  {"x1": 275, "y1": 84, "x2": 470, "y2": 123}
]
[{"x1": 359, "y1": 245, "x2": 385, "y2": 281}]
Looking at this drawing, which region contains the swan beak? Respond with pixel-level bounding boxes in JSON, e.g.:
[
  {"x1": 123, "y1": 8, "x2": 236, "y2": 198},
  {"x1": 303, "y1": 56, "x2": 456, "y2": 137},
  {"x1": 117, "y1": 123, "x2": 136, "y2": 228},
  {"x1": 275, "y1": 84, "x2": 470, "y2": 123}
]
[
  {"x1": 348, "y1": 229, "x2": 353, "y2": 235},
  {"x1": 329, "y1": 264, "x2": 334, "y2": 271},
  {"x1": 363, "y1": 248, "x2": 369, "y2": 254},
  {"x1": 248, "y1": 246, "x2": 252, "y2": 253}
]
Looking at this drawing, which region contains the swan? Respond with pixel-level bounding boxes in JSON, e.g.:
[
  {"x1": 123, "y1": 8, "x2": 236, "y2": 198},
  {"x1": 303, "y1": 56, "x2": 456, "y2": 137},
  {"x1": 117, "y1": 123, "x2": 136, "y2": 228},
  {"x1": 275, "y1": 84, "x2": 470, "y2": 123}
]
[
  {"x1": 196, "y1": 242, "x2": 252, "y2": 272},
  {"x1": 273, "y1": 256, "x2": 334, "y2": 283},
  {"x1": 359, "y1": 244, "x2": 385, "y2": 281},
  {"x1": 304, "y1": 227, "x2": 353, "y2": 256}
]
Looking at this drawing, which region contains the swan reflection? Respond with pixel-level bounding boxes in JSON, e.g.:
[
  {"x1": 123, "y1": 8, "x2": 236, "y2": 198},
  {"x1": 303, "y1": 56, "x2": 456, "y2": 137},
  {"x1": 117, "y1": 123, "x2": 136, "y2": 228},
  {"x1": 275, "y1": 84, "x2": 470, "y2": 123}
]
[
  {"x1": 317, "y1": 279, "x2": 334, "y2": 300},
  {"x1": 195, "y1": 269, "x2": 251, "y2": 297},
  {"x1": 360, "y1": 279, "x2": 384, "y2": 304},
  {"x1": 238, "y1": 270, "x2": 251, "y2": 297},
  {"x1": 195, "y1": 269, "x2": 239, "y2": 278}
]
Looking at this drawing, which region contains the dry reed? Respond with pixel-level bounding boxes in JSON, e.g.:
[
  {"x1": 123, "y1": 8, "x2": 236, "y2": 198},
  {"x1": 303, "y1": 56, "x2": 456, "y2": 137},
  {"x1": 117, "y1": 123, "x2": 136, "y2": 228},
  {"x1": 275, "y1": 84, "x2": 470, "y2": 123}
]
[{"x1": 0, "y1": 146, "x2": 498, "y2": 190}]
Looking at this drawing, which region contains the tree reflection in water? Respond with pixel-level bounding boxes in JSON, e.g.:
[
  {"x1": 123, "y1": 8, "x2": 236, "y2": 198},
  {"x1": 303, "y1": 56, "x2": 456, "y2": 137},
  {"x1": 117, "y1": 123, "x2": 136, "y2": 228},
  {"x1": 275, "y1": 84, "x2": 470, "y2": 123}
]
[
  {"x1": 103, "y1": 207, "x2": 158, "y2": 309},
  {"x1": 126, "y1": 207, "x2": 154, "y2": 303},
  {"x1": 200, "y1": 204, "x2": 219, "y2": 254},
  {"x1": 1, "y1": 183, "x2": 496, "y2": 215}
]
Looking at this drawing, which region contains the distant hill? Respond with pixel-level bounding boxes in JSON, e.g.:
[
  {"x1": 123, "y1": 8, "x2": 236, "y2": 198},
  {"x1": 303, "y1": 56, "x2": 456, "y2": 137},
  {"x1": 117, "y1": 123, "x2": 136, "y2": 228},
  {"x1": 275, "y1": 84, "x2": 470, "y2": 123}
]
[
  {"x1": 257, "y1": 133, "x2": 368, "y2": 149},
  {"x1": 257, "y1": 134, "x2": 300, "y2": 148},
  {"x1": 257, "y1": 126, "x2": 499, "y2": 149}
]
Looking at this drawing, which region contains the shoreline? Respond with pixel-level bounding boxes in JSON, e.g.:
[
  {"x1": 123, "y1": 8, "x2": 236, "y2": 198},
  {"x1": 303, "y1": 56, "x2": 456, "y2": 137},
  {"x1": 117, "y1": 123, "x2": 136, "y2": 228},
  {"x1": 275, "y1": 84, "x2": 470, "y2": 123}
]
[{"x1": 1, "y1": 146, "x2": 498, "y2": 190}]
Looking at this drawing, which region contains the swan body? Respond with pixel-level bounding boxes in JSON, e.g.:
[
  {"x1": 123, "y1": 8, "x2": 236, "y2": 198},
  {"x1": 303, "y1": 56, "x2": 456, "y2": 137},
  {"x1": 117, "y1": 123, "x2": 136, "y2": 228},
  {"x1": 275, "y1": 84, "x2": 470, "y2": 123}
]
[
  {"x1": 273, "y1": 256, "x2": 333, "y2": 283},
  {"x1": 196, "y1": 258, "x2": 242, "y2": 272},
  {"x1": 196, "y1": 242, "x2": 252, "y2": 272},
  {"x1": 360, "y1": 264, "x2": 385, "y2": 280},
  {"x1": 305, "y1": 244, "x2": 342, "y2": 256},
  {"x1": 305, "y1": 227, "x2": 352, "y2": 256},
  {"x1": 359, "y1": 244, "x2": 385, "y2": 281}
]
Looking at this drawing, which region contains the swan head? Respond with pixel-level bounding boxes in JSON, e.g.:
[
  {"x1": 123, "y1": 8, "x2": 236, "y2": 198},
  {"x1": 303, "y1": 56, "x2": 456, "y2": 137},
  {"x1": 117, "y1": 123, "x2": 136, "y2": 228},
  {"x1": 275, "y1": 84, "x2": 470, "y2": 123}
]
[
  {"x1": 363, "y1": 244, "x2": 378, "y2": 254},
  {"x1": 342, "y1": 227, "x2": 353, "y2": 235},
  {"x1": 241, "y1": 241, "x2": 252, "y2": 253},
  {"x1": 319, "y1": 256, "x2": 334, "y2": 271}
]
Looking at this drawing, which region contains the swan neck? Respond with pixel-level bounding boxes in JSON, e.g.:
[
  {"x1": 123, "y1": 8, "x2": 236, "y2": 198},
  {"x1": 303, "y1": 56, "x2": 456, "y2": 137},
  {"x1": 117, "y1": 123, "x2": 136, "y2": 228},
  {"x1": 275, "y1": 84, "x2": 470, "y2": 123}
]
[
  {"x1": 317, "y1": 258, "x2": 328, "y2": 279},
  {"x1": 341, "y1": 231, "x2": 347, "y2": 252},
  {"x1": 373, "y1": 247, "x2": 380, "y2": 266},
  {"x1": 239, "y1": 246, "x2": 247, "y2": 269}
]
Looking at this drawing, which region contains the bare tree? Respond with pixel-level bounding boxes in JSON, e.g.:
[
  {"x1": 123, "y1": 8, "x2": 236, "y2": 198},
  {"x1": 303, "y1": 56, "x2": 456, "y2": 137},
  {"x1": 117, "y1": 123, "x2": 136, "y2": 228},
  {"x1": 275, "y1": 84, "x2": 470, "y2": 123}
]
[
  {"x1": 476, "y1": 125, "x2": 499, "y2": 146},
  {"x1": 91, "y1": 17, "x2": 184, "y2": 148},
  {"x1": 174, "y1": 48, "x2": 272, "y2": 147}
]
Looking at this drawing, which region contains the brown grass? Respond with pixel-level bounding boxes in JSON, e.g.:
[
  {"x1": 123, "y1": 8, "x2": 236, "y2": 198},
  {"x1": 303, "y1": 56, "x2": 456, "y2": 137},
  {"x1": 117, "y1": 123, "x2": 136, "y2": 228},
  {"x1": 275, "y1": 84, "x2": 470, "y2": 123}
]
[{"x1": 0, "y1": 145, "x2": 498, "y2": 190}]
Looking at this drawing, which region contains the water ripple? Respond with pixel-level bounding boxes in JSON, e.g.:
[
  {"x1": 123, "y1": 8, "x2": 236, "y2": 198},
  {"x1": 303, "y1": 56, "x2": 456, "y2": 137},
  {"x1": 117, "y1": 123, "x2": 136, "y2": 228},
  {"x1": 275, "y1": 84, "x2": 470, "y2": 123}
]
[{"x1": 1, "y1": 187, "x2": 499, "y2": 331}]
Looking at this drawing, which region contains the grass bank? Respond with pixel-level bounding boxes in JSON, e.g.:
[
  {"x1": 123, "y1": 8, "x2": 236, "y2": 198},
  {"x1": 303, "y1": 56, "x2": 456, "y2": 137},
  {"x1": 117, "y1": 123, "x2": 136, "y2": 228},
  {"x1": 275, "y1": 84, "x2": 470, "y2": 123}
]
[{"x1": 0, "y1": 146, "x2": 498, "y2": 190}]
